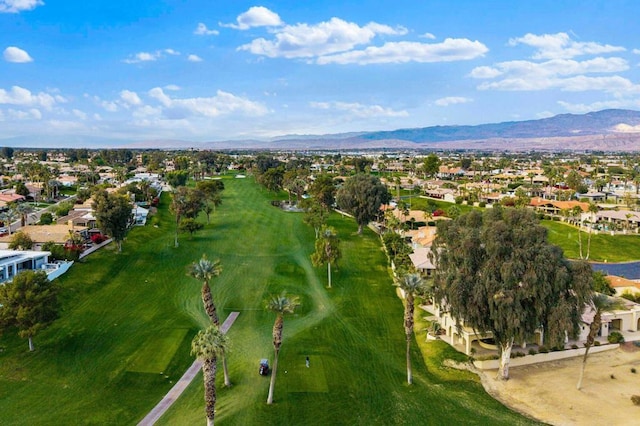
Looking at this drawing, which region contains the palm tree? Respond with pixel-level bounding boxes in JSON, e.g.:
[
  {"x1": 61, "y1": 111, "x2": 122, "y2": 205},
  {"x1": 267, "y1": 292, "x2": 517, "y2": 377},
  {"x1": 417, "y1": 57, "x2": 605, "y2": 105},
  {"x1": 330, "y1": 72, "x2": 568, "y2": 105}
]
[
  {"x1": 311, "y1": 226, "x2": 341, "y2": 288},
  {"x1": 266, "y1": 292, "x2": 300, "y2": 404},
  {"x1": 188, "y1": 255, "x2": 222, "y2": 326},
  {"x1": 585, "y1": 202, "x2": 598, "y2": 259},
  {"x1": 188, "y1": 255, "x2": 231, "y2": 386},
  {"x1": 13, "y1": 203, "x2": 35, "y2": 227},
  {"x1": 396, "y1": 273, "x2": 428, "y2": 385},
  {"x1": 0, "y1": 209, "x2": 18, "y2": 235},
  {"x1": 191, "y1": 325, "x2": 229, "y2": 426},
  {"x1": 577, "y1": 294, "x2": 618, "y2": 390}
]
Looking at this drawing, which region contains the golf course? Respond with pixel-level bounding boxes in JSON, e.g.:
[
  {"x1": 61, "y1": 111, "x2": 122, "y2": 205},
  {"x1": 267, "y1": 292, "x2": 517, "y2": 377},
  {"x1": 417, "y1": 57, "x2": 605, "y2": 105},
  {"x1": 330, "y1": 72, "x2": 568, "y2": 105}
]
[{"x1": 0, "y1": 176, "x2": 537, "y2": 425}]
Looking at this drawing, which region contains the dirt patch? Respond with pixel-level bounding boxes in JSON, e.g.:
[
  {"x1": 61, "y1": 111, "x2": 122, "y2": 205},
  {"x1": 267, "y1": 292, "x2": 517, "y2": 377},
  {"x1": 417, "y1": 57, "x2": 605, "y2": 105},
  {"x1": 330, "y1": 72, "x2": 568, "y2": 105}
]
[{"x1": 476, "y1": 348, "x2": 640, "y2": 425}]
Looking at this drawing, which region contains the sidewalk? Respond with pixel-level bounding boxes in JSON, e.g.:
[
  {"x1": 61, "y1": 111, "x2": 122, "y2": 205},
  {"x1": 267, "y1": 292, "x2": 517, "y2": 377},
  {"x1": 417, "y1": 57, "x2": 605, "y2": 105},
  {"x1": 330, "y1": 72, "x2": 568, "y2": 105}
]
[{"x1": 137, "y1": 312, "x2": 240, "y2": 426}]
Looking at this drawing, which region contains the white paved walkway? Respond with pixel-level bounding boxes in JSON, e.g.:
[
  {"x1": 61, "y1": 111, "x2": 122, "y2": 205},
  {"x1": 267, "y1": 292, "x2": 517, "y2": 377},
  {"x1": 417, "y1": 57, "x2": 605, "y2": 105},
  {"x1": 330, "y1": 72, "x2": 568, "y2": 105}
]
[{"x1": 137, "y1": 312, "x2": 240, "y2": 426}]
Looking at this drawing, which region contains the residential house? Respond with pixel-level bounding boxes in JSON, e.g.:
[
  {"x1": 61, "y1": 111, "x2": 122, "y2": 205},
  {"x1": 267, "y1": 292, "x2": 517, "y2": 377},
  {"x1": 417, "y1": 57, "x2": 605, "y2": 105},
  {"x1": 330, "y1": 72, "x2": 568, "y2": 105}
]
[
  {"x1": 0, "y1": 249, "x2": 51, "y2": 283},
  {"x1": 605, "y1": 275, "x2": 640, "y2": 297}
]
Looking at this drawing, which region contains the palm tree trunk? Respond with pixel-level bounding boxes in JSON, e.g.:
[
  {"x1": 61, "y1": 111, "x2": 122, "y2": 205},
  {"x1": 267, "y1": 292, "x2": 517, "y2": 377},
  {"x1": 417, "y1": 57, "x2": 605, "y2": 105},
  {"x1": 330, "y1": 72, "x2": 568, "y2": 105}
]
[
  {"x1": 577, "y1": 345, "x2": 591, "y2": 390},
  {"x1": 222, "y1": 351, "x2": 231, "y2": 387},
  {"x1": 202, "y1": 357, "x2": 217, "y2": 425},
  {"x1": 406, "y1": 334, "x2": 412, "y2": 384},
  {"x1": 327, "y1": 262, "x2": 332, "y2": 288},
  {"x1": 28, "y1": 336, "x2": 34, "y2": 352},
  {"x1": 577, "y1": 223, "x2": 583, "y2": 259},
  {"x1": 405, "y1": 295, "x2": 414, "y2": 384},
  {"x1": 586, "y1": 228, "x2": 592, "y2": 260},
  {"x1": 267, "y1": 349, "x2": 279, "y2": 404},
  {"x1": 202, "y1": 283, "x2": 219, "y2": 326}
]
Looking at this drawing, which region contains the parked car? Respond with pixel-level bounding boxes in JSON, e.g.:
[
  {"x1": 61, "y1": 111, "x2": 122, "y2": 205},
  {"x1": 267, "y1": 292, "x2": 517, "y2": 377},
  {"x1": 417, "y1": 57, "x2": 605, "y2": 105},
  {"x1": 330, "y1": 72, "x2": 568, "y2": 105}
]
[{"x1": 0, "y1": 227, "x2": 8, "y2": 236}]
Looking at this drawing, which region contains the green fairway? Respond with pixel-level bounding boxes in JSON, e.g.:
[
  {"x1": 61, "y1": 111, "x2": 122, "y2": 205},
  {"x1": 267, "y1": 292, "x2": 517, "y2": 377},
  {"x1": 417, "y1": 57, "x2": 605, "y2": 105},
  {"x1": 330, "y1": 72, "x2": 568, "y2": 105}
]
[
  {"x1": 128, "y1": 328, "x2": 189, "y2": 373},
  {"x1": 543, "y1": 219, "x2": 640, "y2": 262},
  {"x1": 0, "y1": 176, "x2": 537, "y2": 425}
]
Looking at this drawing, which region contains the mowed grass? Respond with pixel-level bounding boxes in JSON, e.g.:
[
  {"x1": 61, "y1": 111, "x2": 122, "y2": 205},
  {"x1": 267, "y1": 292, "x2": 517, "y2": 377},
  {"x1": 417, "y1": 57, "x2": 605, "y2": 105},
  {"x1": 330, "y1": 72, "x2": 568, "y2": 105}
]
[
  {"x1": 0, "y1": 176, "x2": 537, "y2": 425},
  {"x1": 157, "y1": 179, "x2": 537, "y2": 426},
  {"x1": 543, "y1": 219, "x2": 640, "y2": 262}
]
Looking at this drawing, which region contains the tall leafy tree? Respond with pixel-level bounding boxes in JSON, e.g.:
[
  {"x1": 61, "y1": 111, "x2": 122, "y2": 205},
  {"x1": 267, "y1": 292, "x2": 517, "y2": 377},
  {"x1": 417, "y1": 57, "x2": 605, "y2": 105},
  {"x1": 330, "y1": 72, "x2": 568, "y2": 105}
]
[
  {"x1": 92, "y1": 190, "x2": 133, "y2": 253},
  {"x1": 431, "y1": 207, "x2": 592, "y2": 380},
  {"x1": 266, "y1": 292, "x2": 300, "y2": 404},
  {"x1": 421, "y1": 153, "x2": 441, "y2": 179},
  {"x1": 196, "y1": 180, "x2": 225, "y2": 224},
  {"x1": 396, "y1": 273, "x2": 428, "y2": 384},
  {"x1": 311, "y1": 226, "x2": 341, "y2": 288},
  {"x1": 170, "y1": 187, "x2": 204, "y2": 247},
  {"x1": 302, "y1": 199, "x2": 329, "y2": 239},
  {"x1": 309, "y1": 173, "x2": 336, "y2": 209},
  {"x1": 165, "y1": 170, "x2": 189, "y2": 188},
  {"x1": 336, "y1": 174, "x2": 391, "y2": 234},
  {"x1": 0, "y1": 270, "x2": 60, "y2": 351},
  {"x1": 191, "y1": 325, "x2": 229, "y2": 426}
]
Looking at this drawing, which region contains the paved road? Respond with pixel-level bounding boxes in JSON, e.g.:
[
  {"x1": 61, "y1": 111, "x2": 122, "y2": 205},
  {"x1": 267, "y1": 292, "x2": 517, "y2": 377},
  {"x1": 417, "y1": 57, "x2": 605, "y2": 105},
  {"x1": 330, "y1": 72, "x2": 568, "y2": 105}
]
[{"x1": 137, "y1": 312, "x2": 240, "y2": 426}]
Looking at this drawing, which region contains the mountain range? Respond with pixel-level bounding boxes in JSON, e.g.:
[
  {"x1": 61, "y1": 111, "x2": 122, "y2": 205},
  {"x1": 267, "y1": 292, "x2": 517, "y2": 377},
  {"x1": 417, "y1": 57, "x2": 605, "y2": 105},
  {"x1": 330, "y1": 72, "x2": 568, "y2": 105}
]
[{"x1": 3, "y1": 109, "x2": 640, "y2": 151}]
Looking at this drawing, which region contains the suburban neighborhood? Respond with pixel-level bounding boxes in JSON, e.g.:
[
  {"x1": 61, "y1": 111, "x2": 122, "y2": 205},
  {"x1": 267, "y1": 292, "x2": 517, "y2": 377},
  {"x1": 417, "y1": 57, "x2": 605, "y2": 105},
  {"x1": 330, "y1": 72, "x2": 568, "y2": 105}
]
[{"x1": 0, "y1": 146, "x2": 639, "y2": 425}]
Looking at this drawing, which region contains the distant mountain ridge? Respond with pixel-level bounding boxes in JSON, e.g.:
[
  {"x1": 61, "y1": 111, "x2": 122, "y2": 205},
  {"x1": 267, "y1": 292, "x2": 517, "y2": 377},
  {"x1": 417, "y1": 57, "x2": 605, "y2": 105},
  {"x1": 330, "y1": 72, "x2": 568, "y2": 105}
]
[
  {"x1": 3, "y1": 109, "x2": 640, "y2": 150},
  {"x1": 355, "y1": 109, "x2": 640, "y2": 143}
]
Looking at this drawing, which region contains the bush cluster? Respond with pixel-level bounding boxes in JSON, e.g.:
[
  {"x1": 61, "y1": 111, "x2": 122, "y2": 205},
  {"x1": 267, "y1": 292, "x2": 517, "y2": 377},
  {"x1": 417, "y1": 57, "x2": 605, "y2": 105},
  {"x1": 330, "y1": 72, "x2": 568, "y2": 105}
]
[{"x1": 607, "y1": 331, "x2": 625, "y2": 344}]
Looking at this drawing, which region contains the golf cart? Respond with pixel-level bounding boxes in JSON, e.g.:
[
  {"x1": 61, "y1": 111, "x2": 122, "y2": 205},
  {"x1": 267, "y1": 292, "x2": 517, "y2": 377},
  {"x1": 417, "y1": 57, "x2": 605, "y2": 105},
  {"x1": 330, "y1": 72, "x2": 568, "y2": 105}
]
[{"x1": 259, "y1": 359, "x2": 269, "y2": 376}]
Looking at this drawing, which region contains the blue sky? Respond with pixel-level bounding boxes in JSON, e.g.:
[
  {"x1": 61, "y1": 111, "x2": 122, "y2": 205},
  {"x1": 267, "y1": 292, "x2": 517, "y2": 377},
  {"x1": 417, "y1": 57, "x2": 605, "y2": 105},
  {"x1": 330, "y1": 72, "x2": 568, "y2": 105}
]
[{"x1": 1, "y1": 0, "x2": 640, "y2": 146}]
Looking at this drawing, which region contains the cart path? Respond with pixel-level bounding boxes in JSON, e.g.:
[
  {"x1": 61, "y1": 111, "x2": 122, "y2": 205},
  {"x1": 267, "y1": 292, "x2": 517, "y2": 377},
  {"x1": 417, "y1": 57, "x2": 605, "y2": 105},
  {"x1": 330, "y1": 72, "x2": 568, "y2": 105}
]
[{"x1": 137, "y1": 312, "x2": 240, "y2": 426}]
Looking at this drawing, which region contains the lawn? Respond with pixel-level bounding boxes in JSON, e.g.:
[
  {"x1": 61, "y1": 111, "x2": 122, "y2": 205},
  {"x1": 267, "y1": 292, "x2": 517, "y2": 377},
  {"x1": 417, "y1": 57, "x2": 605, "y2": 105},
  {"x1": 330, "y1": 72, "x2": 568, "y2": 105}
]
[
  {"x1": 543, "y1": 219, "x2": 640, "y2": 262},
  {"x1": 0, "y1": 176, "x2": 537, "y2": 425}
]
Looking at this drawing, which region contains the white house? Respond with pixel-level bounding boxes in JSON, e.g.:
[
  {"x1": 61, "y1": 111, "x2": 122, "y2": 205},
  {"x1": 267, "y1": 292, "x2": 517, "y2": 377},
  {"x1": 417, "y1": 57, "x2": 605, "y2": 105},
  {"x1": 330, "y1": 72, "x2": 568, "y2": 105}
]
[{"x1": 0, "y1": 249, "x2": 51, "y2": 283}]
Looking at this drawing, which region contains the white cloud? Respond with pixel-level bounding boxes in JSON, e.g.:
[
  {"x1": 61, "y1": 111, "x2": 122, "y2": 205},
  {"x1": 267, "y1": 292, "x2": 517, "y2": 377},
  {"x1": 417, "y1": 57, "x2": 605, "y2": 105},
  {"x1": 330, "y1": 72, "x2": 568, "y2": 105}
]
[
  {"x1": 164, "y1": 84, "x2": 181, "y2": 91},
  {"x1": 123, "y1": 52, "x2": 159, "y2": 63},
  {"x1": 120, "y1": 90, "x2": 142, "y2": 106},
  {"x1": 0, "y1": 0, "x2": 43, "y2": 13},
  {"x1": 634, "y1": 49, "x2": 640, "y2": 55},
  {"x1": 558, "y1": 99, "x2": 640, "y2": 113},
  {"x1": 3, "y1": 46, "x2": 33, "y2": 63},
  {"x1": 72, "y1": 109, "x2": 87, "y2": 120},
  {"x1": 420, "y1": 33, "x2": 436, "y2": 40},
  {"x1": 472, "y1": 57, "x2": 632, "y2": 92},
  {"x1": 508, "y1": 32, "x2": 625, "y2": 59},
  {"x1": 132, "y1": 105, "x2": 162, "y2": 118},
  {"x1": 187, "y1": 54, "x2": 203, "y2": 62},
  {"x1": 123, "y1": 49, "x2": 180, "y2": 64},
  {"x1": 223, "y1": 6, "x2": 282, "y2": 30},
  {"x1": 479, "y1": 74, "x2": 639, "y2": 93},
  {"x1": 469, "y1": 66, "x2": 503, "y2": 79},
  {"x1": 148, "y1": 87, "x2": 269, "y2": 118},
  {"x1": 194, "y1": 23, "x2": 219, "y2": 36},
  {"x1": 317, "y1": 39, "x2": 488, "y2": 65},
  {"x1": 239, "y1": 17, "x2": 407, "y2": 59},
  {"x1": 92, "y1": 95, "x2": 118, "y2": 112},
  {"x1": 309, "y1": 101, "x2": 408, "y2": 118},
  {"x1": 8, "y1": 108, "x2": 41, "y2": 119},
  {"x1": 0, "y1": 86, "x2": 56, "y2": 109},
  {"x1": 435, "y1": 96, "x2": 473, "y2": 106}
]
